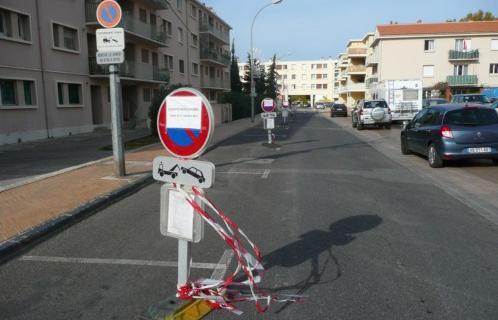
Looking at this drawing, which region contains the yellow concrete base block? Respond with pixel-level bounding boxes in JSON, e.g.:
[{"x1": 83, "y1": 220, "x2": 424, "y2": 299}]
[{"x1": 165, "y1": 300, "x2": 214, "y2": 320}]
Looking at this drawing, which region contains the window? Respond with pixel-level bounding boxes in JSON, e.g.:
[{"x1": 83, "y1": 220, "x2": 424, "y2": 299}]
[
  {"x1": 143, "y1": 88, "x2": 151, "y2": 102},
  {"x1": 164, "y1": 55, "x2": 174, "y2": 70},
  {"x1": 0, "y1": 7, "x2": 31, "y2": 42},
  {"x1": 302, "y1": 74, "x2": 306, "y2": 80},
  {"x1": 139, "y1": 8, "x2": 147, "y2": 22},
  {"x1": 323, "y1": 84, "x2": 328, "y2": 89},
  {"x1": 444, "y1": 108, "x2": 498, "y2": 126},
  {"x1": 323, "y1": 74, "x2": 328, "y2": 79},
  {"x1": 323, "y1": 64, "x2": 328, "y2": 69},
  {"x1": 492, "y1": 39, "x2": 498, "y2": 51},
  {"x1": 292, "y1": 84, "x2": 296, "y2": 90},
  {"x1": 424, "y1": 39, "x2": 434, "y2": 52},
  {"x1": 179, "y1": 59, "x2": 185, "y2": 74},
  {"x1": 191, "y1": 4, "x2": 197, "y2": 18},
  {"x1": 192, "y1": 62, "x2": 199, "y2": 75},
  {"x1": 316, "y1": 84, "x2": 322, "y2": 89},
  {"x1": 162, "y1": 19, "x2": 172, "y2": 36},
  {"x1": 283, "y1": 75, "x2": 287, "y2": 80},
  {"x1": 489, "y1": 64, "x2": 498, "y2": 74},
  {"x1": 311, "y1": 64, "x2": 316, "y2": 69},
  {"x1": 0, "y1": 78, "x2": 36, "y2": 108},
  {"x1": 177, "y1": 0, "x2": 183, "y2": 11},
  {"x1": 454, "y1": 64, "x2": 468, "y2": 76},
  {"x1": 57, "y1": 82, "x2": 82, "y2": 107},
  {"x1": 311, "y1": 84, "x2": 316, "y2": 90},
  {"x1": 191, "y1": 33, "x2": 198, "y2": 47},
  {"x1": 455, "y1": 39, "x2": 471, "y2": 51},
  {"x1": 149, "y1": 13, "x2": 156, "y2": 26},
  {"x1": 317, "y1": 74, "x2": 322, "y2": 79},
  {"x1": 311, "y1": 74, "x2": 316, "y2": 79},
  {"x1": 52, "y1": 22, "x2": 78, "y2": 52},
  {"x1": 301, "y1": 84, "x2": 307, "y2": 90},
  {"x1": 141, "y1": 48, "x2": 149, "y2": 63},
  {"x1": 423, "y1": 65, "x2": 434, "y2": 77},
  {"x1": 178, "y1": 27, "x2": 183, "y2": 43},
  {"x1": 291, "y1": 74, "x2": 296, "y2": 80}
]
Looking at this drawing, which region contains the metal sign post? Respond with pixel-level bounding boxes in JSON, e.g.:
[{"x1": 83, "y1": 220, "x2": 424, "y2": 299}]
[
  {"x1": 261, "y1": 98, "x2": 277, "y2": 145},
  {"x1": 282, "y1": 101, "x2": 290, "y2": 125},
  {"x1": 155, "y1": 88, "x2": 215, "y2": 289},
  {"x1": 96, "y1": 1, "x2": 125, "y2": 177}
]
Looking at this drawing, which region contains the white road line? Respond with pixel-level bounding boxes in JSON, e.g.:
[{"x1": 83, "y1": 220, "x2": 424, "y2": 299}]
[
  {"x1": 19, "y1": 255, "x2": 218, "y2": 270},
  {"x1": 261, "y1": 169, "x2": 271, "y2": 179},
  {"x1": 210, "y1": 249, "x2": 234, "y2": 280},
  {"x1": 218, "y1": 171, "x2": 264, "y2": 175}
]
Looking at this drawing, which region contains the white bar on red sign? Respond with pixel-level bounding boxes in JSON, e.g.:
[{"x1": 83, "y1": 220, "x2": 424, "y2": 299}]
[
  {"x1": 263, "y1": 99, "x2": 274, "y2": 107},
  {"x1": 166, "y1": 96, "x2": 202, "y2": 130}
]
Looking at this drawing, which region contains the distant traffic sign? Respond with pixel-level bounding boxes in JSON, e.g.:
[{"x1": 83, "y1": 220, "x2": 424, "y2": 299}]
[
  {"x1": 261, "y1": 98, "x2": 276, "y2": 113},
  {"x1": 157, "y1": 88, "x2": 214, "y2": 159},
  {"x1": 96, "y1": 28, "x2": 125, "y2": 51},
  {"x1": 96, "y1": 0, "x2": 122, "y2": 28},
  {"x1": 282, "y1": 101, "x2": 290, "y2": 109},
  {"x1": 96, "y1": 50, "x2": 124, "y2": 65}
]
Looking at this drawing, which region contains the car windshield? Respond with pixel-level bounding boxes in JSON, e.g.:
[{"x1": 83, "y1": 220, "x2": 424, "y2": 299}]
[
  {"x1": 430, "y1": 99, "x2": 447, "y2": 105},
  {"x1": 364, "y1": 101, "x2": 388, "y2": 109},
  {"x1": 444, "y1": 108, "x2": 498, "y2": 126}
]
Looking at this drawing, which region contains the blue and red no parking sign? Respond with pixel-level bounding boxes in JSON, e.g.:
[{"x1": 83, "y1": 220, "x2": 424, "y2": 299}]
[
  {"x1": 96, "y1": 0, "x2": 122, "y2": 28},
  {"x1": 157, "y1": 88, "x2": 214, "y2": 159}
]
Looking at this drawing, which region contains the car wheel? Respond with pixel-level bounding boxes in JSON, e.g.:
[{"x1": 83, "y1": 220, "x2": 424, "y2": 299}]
[
  {"x1": 357, "y1": 122, "x2": 363, "y2": 130},
  {"x1": 182, "y1": 170, "x2": 187, "y2": 174},
  {"x1": 428, "y1": 144, "x2": 444, "y2": 168},
  {"x1": 172, "y1": 173, "x2": 177, "y2": 179},
  {"x1": 401, "y1": 136, "x2": 411, "y2": 155},
  {"x1": 159, "y1": 172, "x2": 164, "y2": 177},
  {"x1": 352, "y1": 118, "x2": 357, "y2": 128},
  {"x1": 199, "y1": 178, "x2": 205, "y2": 183}
]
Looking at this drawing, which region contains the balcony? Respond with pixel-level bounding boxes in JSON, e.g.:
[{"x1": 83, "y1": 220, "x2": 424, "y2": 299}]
[
  {"x1": 366, "y1": 53, "x2": 379, "y2": 66},
  {"x1": 447, "y1": 75, "x2": 478, "y2": 87},
  {"x1": 200, "y1": 48, "x2": 230, "y2": 66},
  {"x1": 201, "y1": 77, "x2": 230, "y2": 90},
  {"x1": 89, "y1": 58, "x2": 169, "y2": 83},
  {"x1": 346, "y1": 83, "x2": 366, "y2": 92},
  {"x1": 199, "y1": 19, "x2": 229, "y2": 44},
  {"x1": 448, "y1": 49, "x2": 479, "y2": 61},
  {"x1": 366, "y1": 77, "x2": 378, "y2": 88},
  {"x1": 347, "y1": 48, "x2": 367, "y2": 57},
  {"x1": 347, "y1": 65, "x2": 367, "y2": 74},
  {"x1": 85, "y1": 1, "x2": 168, "y2": 46}
]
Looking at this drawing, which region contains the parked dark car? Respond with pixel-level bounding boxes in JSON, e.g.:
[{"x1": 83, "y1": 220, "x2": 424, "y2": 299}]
[
  {"x1": 330, "y1": 103, "x2": 348, "y2": 117},
  {"x1": 401, "y1": 105, "x2": 498, "y2": 168},
  {"x1": 451, "y1": 94, "x2": 492, "y2": 105},
  {"x1": 422, "y1": 98, "x2": 448, "y2": 108}
]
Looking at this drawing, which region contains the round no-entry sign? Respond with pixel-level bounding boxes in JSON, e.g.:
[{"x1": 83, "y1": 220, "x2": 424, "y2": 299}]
[
  {"x1": 282, "y1": 101, "x2": 289, "y2": 109},
  {"x1": 157, "y1": 88, "x2": 214, "y2": 159},
  {"x1": 261, "y1": 98, "x2": 276, "y2": 113},
  {"x1": 96, "y1": 0, "x2": 122, "y2": 28}
]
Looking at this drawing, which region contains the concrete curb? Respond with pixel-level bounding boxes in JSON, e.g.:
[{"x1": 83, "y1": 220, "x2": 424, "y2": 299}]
[{"x1": 0, "y1": 174, "x2": 154, "y2": 262}]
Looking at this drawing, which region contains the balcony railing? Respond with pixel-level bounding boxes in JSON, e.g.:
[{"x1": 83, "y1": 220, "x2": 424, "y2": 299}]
[
  {"x1": 347, "y1": 65, "x2": 367, "y2": 74},
  {"x1": 347, "y1": 48, "x2": 367, "y2": 56},
  {"x1": 447, "y1": 75, "x2": 478, "y2": 86},
  {"x1": 366, "y1": 77, "x2": 378, "y2": 88},
  {"x1": 201, "y1": 77, "x2": 230, "y2": 90},
  {"x1": 366, "y1": 53, "x2": 379, "y2": 66},
  {"x1": 200, "y1": 48, "x2": 230, "y2": 66},
  {"x1": 89, "y1": 58, "x2": 169, "y2": 82},
  {"x1": 346, "y1": 83, "x2": 366, "y2": 92},
  {"x1": 448, "y1": 49, "x2": 479, "y2": 61},
  {"x1": 85, "y1": 1, "x2": 168, "y2": 46},
  {"x1": 199, "y1": 19, "x2": 229, "y2": 44}
]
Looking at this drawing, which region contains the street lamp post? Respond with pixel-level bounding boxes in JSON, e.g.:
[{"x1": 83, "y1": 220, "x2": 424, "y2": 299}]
[{"x1": 250, "y1": 0, "x2": 284, "y2": 122}]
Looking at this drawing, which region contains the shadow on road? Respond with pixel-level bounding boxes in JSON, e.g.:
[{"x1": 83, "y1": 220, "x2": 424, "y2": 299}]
[{"x1": 262, "y1": 215, "x2": 382, "y2": 313}]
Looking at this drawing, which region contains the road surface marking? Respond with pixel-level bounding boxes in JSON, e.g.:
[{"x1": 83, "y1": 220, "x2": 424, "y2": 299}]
[
  {"x1": 261, "y1": 169, "x2": 271, "y2": 179},
  {"x1": 233, "y1": 158, "x2": 274, "y2": 165},
  {"x1": 210, "y1": 249, "x2": 234, "y2": 280},
  {"x1": 20, "y1": 255, "x2": 218, "y2": 270}
]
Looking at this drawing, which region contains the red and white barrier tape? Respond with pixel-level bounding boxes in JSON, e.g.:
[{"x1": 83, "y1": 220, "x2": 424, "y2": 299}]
[{"x1": 174, "y1": 185, "x2": 302, "y2": 314}]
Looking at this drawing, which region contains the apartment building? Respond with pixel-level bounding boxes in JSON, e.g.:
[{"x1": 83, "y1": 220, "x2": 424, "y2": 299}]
[
  {"x1": 367, "y1": 21, "x2": 498, "y2": 100},
  {"x1": 238, "y1": 58, "x2": 337, "y2": 106},
  {"x1": 0, "y1": 0, "x2": 231, "y2": 145},
  {"x1": 336, "y1": 33, "x2": 373, "y2": 110}
]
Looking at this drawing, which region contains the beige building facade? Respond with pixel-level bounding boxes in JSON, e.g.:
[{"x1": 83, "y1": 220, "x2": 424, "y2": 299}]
[
  {"x1": 0, "y1": 0, "x2": 231, "y2": 145},
  {"x1": 239, "y1": 58, "x2": 337, "y2": 106},
  {"x1": 368, "y1": 21, "x2": 498, "y2": 100}
]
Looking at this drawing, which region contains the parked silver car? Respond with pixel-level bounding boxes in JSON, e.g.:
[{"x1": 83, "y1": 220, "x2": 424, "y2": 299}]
[{"x1": 352, "y1": 100, "x2": 392, "y2": 130}]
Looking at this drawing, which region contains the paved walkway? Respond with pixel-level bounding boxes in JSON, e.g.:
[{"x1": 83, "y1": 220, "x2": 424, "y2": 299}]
[{"x1": 0, "y1": 118, "x2": 260, "y2": 243}]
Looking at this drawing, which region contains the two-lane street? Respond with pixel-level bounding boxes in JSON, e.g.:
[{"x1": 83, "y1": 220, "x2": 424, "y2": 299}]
[{"x1": 2, "y1": 112, "x2": 498, "y2": 319}]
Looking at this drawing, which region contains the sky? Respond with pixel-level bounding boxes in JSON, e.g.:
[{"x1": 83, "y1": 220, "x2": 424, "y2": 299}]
[{"x1": 201, "y1": 0, "x2": 497, "y2": 62}]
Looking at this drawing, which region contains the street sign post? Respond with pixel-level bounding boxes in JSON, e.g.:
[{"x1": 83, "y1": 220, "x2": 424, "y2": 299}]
[
  {"x1": 154, "y1": 88, "x2": 216, "y2": 287},
  {"x1": 261, "y1": 98, "x2": 276, "y2": 145},
  {"x1": 96, "y1": 1, "x2": 125, "y2": 177},
  {"x1": 282, "y1": 101, "x2": 289, "y2": 125}
]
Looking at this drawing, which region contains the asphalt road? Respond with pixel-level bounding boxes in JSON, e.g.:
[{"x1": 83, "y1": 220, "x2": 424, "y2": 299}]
[{"x1": 1, "y1": 112, "x2": 498, "y2": 319}]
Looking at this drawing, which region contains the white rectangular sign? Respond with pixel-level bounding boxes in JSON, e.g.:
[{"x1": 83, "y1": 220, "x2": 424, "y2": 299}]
[
  {"x1": 166, "y1": 96, "x2": 202, "y2": 130},
  {"x1": 261, "y1": 112, "x2": 277, "y2": 119},
  {"x1": 264, "y1": 118, "x2": 275, "y2": 130},
  {"x1": 96, "y1": 28, "x2": 125, "y2": 52},
  {"x1": 96, "y1": 50, "x2": 124, "y2": 65},
  {"x1": 153, "y1": 156, "x2": 215, "y2": 188}
]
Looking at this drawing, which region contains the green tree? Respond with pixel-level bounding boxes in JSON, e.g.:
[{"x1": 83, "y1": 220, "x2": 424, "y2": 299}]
[
  {"x1": 265, "y1": 54, "x2": 278, "y2": 99},
  {"x1": 230, "y1": 41, "x2": 242, "y2": 93},
  {"x1": 242, "y1": 53, "x2": 253, "y2": 94},
  {"x1": 148, "y1": 83, "x2": 186, "y2": 136},
  {"x1": 255, "y1": 63, "x2": 267, "y2": 96},
  {"x1": 458, "y1": 10, "x2": 496, "y2": 21}
]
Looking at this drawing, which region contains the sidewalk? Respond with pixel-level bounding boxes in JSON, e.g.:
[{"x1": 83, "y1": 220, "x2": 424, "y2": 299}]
[{"x1": 0, "y1": 117, "x2": 260, "y2": 250}]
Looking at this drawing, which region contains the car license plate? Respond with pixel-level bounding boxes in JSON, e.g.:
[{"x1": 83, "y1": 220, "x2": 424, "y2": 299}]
[{"x1": 468, "y1": 147, "x2": 492, "y2": 154}]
